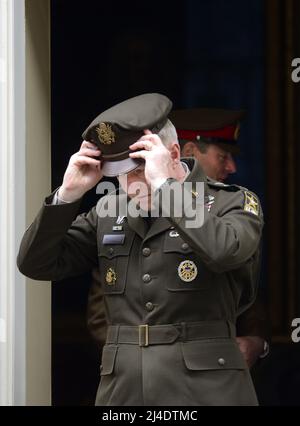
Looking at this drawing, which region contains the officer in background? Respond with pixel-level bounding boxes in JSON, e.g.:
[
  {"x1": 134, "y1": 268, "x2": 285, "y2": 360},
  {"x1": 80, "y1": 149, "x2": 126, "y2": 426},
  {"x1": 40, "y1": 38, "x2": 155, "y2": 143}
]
[
  {"x1": 172, "y1": 108, "x2": 270, "y2": 366},
  {"x1": 17, "y1": 93, "x2": 263, "y2": 405},
  {"x1": 87, "y1": 108, "x2": 269, "y2": 367}
]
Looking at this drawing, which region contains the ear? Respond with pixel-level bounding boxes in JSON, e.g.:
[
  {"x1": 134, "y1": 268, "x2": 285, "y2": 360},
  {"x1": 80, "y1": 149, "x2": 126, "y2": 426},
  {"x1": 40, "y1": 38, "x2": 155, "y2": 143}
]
[
  {"x1": 181, "y1": 141, "x2": 196, "y2": 157},
  {"x1": 169, "y1": 142, "x2": 181, "y2": 161}
]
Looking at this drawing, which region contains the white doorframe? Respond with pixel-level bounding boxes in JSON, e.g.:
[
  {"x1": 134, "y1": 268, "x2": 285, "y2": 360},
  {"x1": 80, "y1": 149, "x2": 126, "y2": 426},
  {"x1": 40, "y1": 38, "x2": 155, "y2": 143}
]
[
  {"x1": 0, "y1": 0, "x2": 26, "y2": 406},
  {"x1": 0, "y1": 0, "x2": 51, "y2": 406}
]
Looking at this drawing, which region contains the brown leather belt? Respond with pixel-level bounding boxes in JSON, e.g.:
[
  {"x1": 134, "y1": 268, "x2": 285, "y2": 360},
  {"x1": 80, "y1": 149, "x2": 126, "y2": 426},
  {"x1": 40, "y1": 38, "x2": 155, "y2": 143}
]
[{"x1": 106, "y1": 320, "x2": 236, "y2": 347}]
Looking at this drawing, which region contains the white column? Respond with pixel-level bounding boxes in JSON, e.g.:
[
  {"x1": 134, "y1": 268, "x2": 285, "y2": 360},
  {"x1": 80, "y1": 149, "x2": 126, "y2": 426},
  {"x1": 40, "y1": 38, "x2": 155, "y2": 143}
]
[
  {"x1": 0, "y1": 0, "x2": 26, "y2": 406},
  {"x1": 0, "y1": 0, "x2": 51, "y2": 406}
]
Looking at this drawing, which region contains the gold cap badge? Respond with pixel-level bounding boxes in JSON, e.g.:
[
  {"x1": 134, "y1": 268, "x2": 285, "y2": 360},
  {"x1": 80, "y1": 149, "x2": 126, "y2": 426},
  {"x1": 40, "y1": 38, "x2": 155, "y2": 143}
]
[
  {"x1": 106, "y1": 268, "x2": 117, "y2": 285},
  {"x1": 96, "y1": 122, "x2": 115, "y2": 145},
  {"x1": 178, "y1": 260, "x2": 198, "y2": 282}
]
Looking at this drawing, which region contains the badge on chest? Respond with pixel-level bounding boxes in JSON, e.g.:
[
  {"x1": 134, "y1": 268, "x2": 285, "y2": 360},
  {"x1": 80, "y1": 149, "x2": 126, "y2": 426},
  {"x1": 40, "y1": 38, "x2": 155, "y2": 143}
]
[{"x1": 178, "y1": 260, "x2": 198, "y2": 282}]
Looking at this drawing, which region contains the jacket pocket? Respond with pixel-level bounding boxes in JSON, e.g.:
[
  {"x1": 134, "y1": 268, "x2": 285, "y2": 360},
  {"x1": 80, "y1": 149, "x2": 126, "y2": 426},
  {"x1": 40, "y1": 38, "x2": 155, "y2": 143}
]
[
  {"x1": 100, "y1": 345, "x2": 118, "y2": 376},
  {"x1": 98, "y1": 232, "x2": 134, "y2": 295},
  {"x1": 163, "y1": 232, "x2": 212, "y2": 292},
  {"x1": 181, "y1": 339, "x2": 247, "y2": 371}
]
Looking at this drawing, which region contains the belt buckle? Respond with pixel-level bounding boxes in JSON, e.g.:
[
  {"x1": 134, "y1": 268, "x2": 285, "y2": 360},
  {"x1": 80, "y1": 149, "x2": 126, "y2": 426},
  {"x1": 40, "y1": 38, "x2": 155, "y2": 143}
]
[{"x1": 139, "y1": 324, "x2": 149, "y2": 347}]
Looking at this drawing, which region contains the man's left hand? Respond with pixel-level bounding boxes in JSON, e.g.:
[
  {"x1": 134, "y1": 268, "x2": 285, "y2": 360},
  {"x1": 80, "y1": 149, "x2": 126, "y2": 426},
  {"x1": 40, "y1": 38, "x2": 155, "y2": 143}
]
[{"x1": 236, "y1": 336, "x2": 265, "y2": 368}]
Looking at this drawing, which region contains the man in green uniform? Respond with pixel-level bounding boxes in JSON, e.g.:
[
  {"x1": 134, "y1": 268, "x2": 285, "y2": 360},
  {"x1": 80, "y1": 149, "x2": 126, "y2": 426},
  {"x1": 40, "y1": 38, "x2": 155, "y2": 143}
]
[
  {"x1": 17, "y1": 93, "x2": 263, "y2": 405},
  {"x1": 87, "y1": 107, "x2": 269, "y2": 367}
]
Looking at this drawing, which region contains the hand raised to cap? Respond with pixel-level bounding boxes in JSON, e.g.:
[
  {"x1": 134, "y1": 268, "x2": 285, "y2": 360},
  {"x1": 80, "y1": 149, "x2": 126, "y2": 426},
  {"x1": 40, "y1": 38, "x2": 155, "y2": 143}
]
[
  {"x1": 129, "y1": 130, "x2": 175, "y2": 190},
  {"x1": 58, "y1": 140, "x2": 103, "y2": 202}
]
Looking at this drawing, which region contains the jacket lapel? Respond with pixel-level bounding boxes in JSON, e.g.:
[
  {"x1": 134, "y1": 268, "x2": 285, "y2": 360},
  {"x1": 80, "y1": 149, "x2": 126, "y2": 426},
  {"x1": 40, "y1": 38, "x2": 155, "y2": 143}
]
[
  {"x1": 127, "y1": 214, "x2": 148, "y2": 240},
  {"x1": 143, "y1": 217, "x2": 172, "y2": 243}
]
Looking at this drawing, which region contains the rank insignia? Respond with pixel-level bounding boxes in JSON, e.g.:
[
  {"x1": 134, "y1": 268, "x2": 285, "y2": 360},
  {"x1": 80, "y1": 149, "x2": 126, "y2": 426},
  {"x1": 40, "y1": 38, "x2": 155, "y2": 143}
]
[
  {"x1": 116, "y1": 216, "x2": 126, "y2": 225},
  {"x1": 106, "y1": 268, "x2": 117, "y2": 285},
  {"x1": 96, "y1": 122, "x2": 115, "y2": 145},
  {"x1": 244, "y1": 191, "x2": 259, "y2": 216},
  {"x1": 178, "y1": 260, "x2": 198, "y2": 282}
]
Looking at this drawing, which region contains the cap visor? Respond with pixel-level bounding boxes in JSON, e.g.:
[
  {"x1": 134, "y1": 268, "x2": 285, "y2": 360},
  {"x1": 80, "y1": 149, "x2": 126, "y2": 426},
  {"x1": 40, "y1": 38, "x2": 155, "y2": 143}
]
[
  {"x1": 216, "y1": 142, "x2": 240, "y2": 155},
  {"x1": 101, "y1": 157, "x2": 143, "y2": 177}
]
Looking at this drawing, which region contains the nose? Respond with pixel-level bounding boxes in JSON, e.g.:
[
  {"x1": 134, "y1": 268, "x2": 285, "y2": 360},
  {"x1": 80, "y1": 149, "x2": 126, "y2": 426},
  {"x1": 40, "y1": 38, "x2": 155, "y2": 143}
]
[{"x1": 225, "y1": 155, "x2": 237, "y2": 174}]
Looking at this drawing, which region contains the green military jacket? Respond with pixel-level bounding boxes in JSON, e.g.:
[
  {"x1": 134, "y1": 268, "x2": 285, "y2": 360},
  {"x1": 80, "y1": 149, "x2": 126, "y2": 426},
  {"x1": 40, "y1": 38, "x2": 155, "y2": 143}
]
[{"x1": 17, "y1": 159, "x2": 263, "y2": 406}]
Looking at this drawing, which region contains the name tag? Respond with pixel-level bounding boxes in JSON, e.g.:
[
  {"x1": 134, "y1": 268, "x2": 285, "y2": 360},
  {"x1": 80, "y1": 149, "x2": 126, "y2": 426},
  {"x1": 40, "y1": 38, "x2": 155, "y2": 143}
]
[{"x1": 102, "y1": 234, "x2": 125, "y2": 245}]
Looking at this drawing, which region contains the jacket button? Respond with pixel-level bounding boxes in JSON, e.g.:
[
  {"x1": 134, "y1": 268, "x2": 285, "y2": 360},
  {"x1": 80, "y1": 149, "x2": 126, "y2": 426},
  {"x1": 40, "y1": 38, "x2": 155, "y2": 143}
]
[
  {"x1": 142, "y1": 247, "x2": 151, "y2": 257},
  {"x1": 142, "y1": 274, "x2": 151, "y2": 283},
  {"x1": 145, "y1": 302, "x2": 154, "y2": 311},
  {"x1": 218, "y1": 358, "x2": 226, "y2": 366},
  {"x1": 181, "y1": 243, "x2": 189, "y2": 251},
  {"x1": 108, "y1": 247, "x2": 114, "y2": 255}
]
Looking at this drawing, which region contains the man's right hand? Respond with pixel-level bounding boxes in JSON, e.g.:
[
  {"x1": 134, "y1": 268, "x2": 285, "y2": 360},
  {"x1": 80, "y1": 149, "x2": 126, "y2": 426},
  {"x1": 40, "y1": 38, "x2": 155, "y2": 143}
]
[{"x1": 58, "y1": 140, "x2": 103, "y2": 202}]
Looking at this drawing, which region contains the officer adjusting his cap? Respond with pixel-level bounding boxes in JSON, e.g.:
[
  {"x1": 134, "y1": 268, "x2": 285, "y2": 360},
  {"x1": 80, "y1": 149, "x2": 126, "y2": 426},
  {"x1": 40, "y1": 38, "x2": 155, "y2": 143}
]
[
  {"x1": 87, "y1": 107, "x2": 269, "y2": 368},
  {"x1": 17, "y1": 93, "x2": 264, "y2": 406}
]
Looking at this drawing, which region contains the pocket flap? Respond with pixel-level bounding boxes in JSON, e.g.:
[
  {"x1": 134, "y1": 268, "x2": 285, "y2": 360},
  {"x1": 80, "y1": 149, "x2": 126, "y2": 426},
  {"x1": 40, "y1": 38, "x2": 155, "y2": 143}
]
[
  {"x1": 181, "y1": 339, "x2": 247, "y2": 371},
  {"x1": 164, "y1": 235, "x2": 193, "y2": 254},
  {"x1": 100, "y1": 345, "x2": 118, "y2": 375}
]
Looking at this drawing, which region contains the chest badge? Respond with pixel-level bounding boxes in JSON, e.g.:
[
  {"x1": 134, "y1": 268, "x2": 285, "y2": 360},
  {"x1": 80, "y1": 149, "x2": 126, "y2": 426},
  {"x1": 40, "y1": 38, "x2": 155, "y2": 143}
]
[
  {"x1": 204, "y1": 195, "x2": 215, "y2": 212},
  {"x1": 106, "y1": 268, "x2": 117, "y2": 285},
  {"x1": 178, "y1": 260, "x2": 198, "y2": 282}
]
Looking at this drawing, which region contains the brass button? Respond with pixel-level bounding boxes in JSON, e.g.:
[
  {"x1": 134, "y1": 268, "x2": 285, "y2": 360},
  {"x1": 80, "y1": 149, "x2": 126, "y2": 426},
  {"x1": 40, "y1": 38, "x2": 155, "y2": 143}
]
[
  {"x1": 181, "y1": 243, "x2": 189, "y2": 251},
  {"x1": 142, "y1": 247, "x2": 151, "y2": 257},
  {"x1": 218, "y1": 358, "x2": 226, "y2": 366},
  {"x1": 145, "y1": 302, "x2": 154, "y2": 311},
  {"x1": 142, "y1": 274, "x2": 151, "y2": 283},
  {"x1": 108, "y1": 247, "x2": 114, "y2": 255}
]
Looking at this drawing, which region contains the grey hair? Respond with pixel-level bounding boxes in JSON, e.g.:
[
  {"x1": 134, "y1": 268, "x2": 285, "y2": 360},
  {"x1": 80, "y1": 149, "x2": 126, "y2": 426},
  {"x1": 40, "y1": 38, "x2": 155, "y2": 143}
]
[{"x1": 157, "y1": 119, "x2": 178, "y2": 146}]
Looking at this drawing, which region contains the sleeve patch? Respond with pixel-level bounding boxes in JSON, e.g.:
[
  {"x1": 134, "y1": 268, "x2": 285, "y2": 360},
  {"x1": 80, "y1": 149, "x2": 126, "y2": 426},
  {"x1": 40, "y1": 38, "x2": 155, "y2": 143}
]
[{"x1": 244, "y1": 191, "x2": 259, "y2": 216}]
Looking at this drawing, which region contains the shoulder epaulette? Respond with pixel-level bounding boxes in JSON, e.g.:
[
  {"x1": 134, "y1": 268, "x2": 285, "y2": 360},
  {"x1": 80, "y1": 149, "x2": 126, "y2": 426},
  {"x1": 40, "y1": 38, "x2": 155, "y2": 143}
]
[{"x1": 207, "y1": 178, "x2": 247, "y2": 192}]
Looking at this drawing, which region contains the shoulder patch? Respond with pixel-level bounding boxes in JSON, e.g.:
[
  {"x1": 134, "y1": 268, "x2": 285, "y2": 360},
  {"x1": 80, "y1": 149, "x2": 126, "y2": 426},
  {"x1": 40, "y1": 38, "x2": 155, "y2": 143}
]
[{"x1": 244, "y1": 191, "x2": 259, "y2": 216}]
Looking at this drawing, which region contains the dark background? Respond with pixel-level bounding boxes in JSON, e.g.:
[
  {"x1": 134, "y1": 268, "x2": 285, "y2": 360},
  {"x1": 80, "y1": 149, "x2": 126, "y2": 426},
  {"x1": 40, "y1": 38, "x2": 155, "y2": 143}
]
[{"x1": 51, "y1": 0, "x2": 300, "y2": 405}]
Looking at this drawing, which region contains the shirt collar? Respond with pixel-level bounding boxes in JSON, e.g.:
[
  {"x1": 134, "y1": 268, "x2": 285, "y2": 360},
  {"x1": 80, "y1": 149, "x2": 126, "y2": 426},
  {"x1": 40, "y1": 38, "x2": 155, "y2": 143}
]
[{"x1": 181, "y1": 160, "x2": 190, "y2": 181}]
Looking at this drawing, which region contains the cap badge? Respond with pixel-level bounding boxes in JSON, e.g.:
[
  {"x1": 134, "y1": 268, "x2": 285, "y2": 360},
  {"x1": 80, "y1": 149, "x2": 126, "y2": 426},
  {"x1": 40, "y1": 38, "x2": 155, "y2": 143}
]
[
  {"x1": 178, "y1": 260, "x2": 198, "y2": 282},
  {"x1": 244, "y1": 191, "x2": 259, "y2": 216},
  {"x1": 96, "y1": 122, "x2": 115, "y2": 145},
  {"x1": 105, "y1": 267, "x2": 117, "y2": 285}
]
